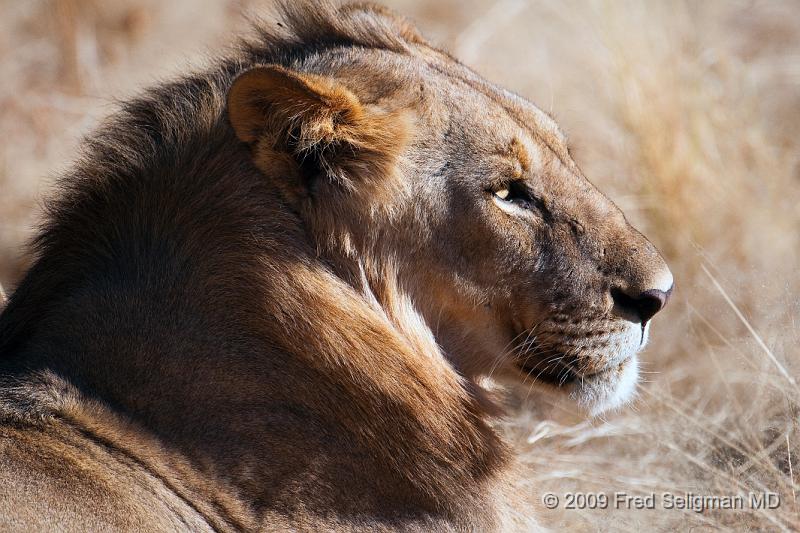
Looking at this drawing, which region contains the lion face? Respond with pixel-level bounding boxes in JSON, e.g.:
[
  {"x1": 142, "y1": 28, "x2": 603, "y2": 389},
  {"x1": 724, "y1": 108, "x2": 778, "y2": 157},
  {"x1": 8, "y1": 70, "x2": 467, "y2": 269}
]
[
  {"x1": 398, "y1": 91, "x2": 674, "y2": 414},
  {"x1": 227, "y1": 27, "x2": 672, "y2": 415},
  {"x1": 372, "y1": 73, "x2": 674, "y2": 414}
]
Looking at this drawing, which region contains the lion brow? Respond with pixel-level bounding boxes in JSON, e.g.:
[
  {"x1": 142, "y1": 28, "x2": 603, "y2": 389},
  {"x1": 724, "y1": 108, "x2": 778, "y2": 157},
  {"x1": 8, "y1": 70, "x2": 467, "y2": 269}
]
[
  {"x1": 491, "y1": 138, "x2": 534, "y2": 178},
  {"x1": 509, "y1": 137, "x2": 532, "y2": 174}
]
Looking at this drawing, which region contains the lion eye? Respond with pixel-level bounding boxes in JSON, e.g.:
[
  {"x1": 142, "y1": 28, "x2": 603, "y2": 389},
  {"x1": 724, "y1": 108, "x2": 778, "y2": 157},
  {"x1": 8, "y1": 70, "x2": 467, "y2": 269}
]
[{"x1": 491, "y1": 181, "x2": 534, "y2": 209}]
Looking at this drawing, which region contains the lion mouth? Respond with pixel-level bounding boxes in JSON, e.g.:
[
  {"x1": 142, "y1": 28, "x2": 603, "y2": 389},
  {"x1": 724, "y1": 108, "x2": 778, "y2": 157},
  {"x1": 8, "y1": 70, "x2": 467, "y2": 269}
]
[
  {"x1": 516, "y1": 358, "x2": 577, "y2": 385},
  {"x1": 509, "y1": 333, "x2": 640, "y2": 414},
  {"x1": 514, "y1": 350, "x2": 580, "y2": 386},
  {"x1": 513, "y1": 344, "x2": 624, "y2": 388}
]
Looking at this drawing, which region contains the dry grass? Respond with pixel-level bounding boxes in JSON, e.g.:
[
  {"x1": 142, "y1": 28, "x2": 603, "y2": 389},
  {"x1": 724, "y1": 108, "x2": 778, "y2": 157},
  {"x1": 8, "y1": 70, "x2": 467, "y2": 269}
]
[{"x1": 2, "y1": 1, "x2": 798, "y2": 530}]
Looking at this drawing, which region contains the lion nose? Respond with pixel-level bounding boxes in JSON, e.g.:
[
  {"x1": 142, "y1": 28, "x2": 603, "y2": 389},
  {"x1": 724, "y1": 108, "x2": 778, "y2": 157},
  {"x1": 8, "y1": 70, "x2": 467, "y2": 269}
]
[{"x1": 611, "y1": 285, "x2": 672, "y2": 324}]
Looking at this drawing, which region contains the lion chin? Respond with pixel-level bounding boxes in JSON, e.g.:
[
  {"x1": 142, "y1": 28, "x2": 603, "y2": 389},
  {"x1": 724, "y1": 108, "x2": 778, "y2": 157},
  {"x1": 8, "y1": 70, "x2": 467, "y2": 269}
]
[
  {"x1": 512, "y1": 321, "x2": 649, "y2": 416},
  {"x1": 512, "y1": 354, "x2": 639, "y2": 417},
  {"x1": 515, "y1": 354, "x2": 639, "y2": 416},
  {"x1": 569, "y1": 356, "x2": 640, "y2": 416}
]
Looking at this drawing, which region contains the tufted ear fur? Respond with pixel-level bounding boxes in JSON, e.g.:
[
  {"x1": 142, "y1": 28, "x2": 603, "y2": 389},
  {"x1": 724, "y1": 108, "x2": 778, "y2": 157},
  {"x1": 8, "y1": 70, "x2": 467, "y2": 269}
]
[{"x1": 227, "y1": 65, "x2": 408, "y2": 192}]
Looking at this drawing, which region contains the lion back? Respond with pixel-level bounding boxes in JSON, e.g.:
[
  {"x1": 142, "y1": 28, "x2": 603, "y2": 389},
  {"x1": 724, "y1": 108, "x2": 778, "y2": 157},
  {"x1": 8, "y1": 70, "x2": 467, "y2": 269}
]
[{"x1": 0, "y1": 423, "x2": 212, "y2": 532}]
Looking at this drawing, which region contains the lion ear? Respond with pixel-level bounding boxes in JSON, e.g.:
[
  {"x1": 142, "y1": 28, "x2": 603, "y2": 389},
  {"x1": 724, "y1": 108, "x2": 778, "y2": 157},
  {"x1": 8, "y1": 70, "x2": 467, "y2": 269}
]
[{"x1": 227, "y1": 65, "x2": 407, "y2": 188}]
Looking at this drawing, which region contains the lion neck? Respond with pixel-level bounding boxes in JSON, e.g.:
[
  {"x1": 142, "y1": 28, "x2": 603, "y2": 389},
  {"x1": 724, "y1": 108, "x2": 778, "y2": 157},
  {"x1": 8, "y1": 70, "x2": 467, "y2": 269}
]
[{"x1": 260, "y1": 257, "x2": 511, "y2": 498}]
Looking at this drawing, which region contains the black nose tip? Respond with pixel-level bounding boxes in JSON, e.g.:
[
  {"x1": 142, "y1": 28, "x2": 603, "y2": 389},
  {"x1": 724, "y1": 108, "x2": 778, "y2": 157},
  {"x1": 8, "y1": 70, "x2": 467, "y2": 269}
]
[{"x1": 611, "y1": 287, "x2": 671, "y2": 324}]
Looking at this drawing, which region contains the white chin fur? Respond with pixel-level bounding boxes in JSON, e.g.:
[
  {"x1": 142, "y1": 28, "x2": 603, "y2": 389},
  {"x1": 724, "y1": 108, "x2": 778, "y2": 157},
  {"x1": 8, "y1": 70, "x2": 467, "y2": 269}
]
[{"x1": 571, "y1": 356, "x2": 639, "y2": 416}]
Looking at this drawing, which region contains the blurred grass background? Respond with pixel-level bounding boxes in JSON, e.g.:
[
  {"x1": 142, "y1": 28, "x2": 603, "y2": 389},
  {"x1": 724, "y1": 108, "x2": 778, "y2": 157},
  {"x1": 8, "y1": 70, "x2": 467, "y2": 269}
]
[{"x1": 1, "y1": 1, "x2": 799, "y2": 530}]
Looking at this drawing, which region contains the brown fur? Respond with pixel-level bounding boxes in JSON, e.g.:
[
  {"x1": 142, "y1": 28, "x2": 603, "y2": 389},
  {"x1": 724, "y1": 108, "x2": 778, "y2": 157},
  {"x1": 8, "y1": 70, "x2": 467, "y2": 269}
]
[{"x1": 0, "y1": 1, "x2": 671, "y2": 531}]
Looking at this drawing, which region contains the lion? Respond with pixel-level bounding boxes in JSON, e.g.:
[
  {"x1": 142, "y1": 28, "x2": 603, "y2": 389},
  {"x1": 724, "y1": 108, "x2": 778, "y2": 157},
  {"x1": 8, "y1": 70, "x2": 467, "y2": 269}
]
[{"x1": 0, "y1": 2, "x2": 673, "y2": 531}]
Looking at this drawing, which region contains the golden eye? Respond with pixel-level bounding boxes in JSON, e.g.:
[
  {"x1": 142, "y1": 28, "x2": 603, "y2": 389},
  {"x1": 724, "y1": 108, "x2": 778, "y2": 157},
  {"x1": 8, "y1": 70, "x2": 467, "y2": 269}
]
[{"x1": 489, "y1": 182, "x2": 537, "y2": 211}]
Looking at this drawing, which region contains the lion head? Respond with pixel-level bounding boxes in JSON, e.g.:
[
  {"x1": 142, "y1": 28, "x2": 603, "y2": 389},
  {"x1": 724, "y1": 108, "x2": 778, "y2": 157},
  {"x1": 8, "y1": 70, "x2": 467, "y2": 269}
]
[{"x1": 228, "y1": 3, "x2": 673, "y2": 415}]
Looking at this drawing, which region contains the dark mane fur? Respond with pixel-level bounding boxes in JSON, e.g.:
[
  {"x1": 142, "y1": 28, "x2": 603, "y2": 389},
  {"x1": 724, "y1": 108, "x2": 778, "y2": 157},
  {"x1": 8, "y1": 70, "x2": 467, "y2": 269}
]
[{"x1": 0, "y1": 0, "x2": 425, "y2": 356}]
